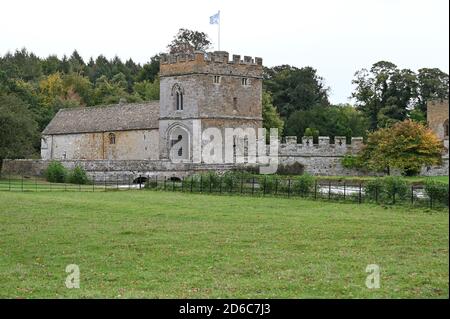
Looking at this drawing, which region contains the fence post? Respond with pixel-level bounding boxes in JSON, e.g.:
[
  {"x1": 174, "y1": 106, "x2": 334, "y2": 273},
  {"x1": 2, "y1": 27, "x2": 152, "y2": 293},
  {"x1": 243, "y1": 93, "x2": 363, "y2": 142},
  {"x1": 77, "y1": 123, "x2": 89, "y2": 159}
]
[
  {"x1": 392, "y1": 185, "x2": 396, "y2": 205},
  {"x1": 219, "y1": 176, "x2": 222, "y2": 194},
  {"x1": 181, "y1": 177, "x2": 184, "y2": 192},
  {"x1": 21, "y1": 175, "x2": 24, "y2": 192},
  {"x1": 328, "y1": 181, "x2": 331, "y2": 200},
  {"x1": 358, "y1": 183, "x2": 362, "y2": 204},
  {"x1": 252, "y1": 177, "x2": 255, "y2": 195},
  {"x1": 116, "y1": 175, "x2": 119, "y2": 190},
  {"x1": 139, "y1": 175, "x2": 142, "y2": 190},
  {"x1": 93, "y1": 174, "x2": 95, "y2": 192},
  {"x1": 275, "y1": 178, "x2": 278, "y2": 196},
  {"x1": 104, "y1": 173, "x2": 107, "y2": 190},
  {"x1": 375, "y1": 185, "x2": 379, "y2": 204},
  {"x1": 263, "y1": 176, "x2": 266, "y2": 196},
  {"x1": 411, "y1": 185, "x2": 414, "y2": 205},
  {"x1": 314, "y1": 180, "x2": 317, "y2": 200},
  {"x1": 343, "y1": 182, "x2": 346, "y2": 201},
  {"x1": 209, "y1": 175, "x2": 212, "y2": 193},
  {"x1": 240, "y1": 175, "x2": 243, "y2": 194},
  {"x1": 8, "y1": 173, "x2": 11, "y2": 191},
  {"x1": 164, "y1": 176, "x2": 167, "y2": 191},
  {"x1": 172, "y1": 178, "x2": 175, "y2": 192},
  {"x1": 288, "y1": 179, "x2": 291, "y2": 198},
  {"x1": 190, "y1": 176, "x2": 193, "y2": 193},
  {"x1": 200, "y1": 175, "x2": 203, "y2": 193},
  {"x1": 35, "y1": 176, "x2": 38, "y2": 192},
  {"x1": 430, "y1": 192, "x2": 433, "y2": 209}
]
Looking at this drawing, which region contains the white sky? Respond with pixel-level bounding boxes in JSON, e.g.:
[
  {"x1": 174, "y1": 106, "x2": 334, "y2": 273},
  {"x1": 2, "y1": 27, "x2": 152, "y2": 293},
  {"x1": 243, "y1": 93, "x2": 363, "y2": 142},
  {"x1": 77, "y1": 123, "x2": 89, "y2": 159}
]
[{"x1": 1, "y1": 0, "x2": 449, "y2": 104}]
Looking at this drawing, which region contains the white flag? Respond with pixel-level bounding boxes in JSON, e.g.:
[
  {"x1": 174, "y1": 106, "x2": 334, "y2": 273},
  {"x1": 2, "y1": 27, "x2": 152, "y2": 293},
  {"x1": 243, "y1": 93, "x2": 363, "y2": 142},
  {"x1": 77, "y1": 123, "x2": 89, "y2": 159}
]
[{"x1": 210, "y1": 11, "x2": 220, "y2": 25}]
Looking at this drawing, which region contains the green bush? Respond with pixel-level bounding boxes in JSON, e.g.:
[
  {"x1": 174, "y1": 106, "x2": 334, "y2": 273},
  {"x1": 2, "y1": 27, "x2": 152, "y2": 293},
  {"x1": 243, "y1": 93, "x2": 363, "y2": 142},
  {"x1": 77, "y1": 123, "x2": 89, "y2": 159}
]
[
  {"x1": 424, "y1": 180, "x2": 449, "y2": 206},
  {"x1": 364, "y1": 178, "x2": 384, "y2": 201},
  {"x1": 45, "y1": 161, "x2": 68, "y2": 183},
  {"x1": 365, "y1": 177, "x2": 408, "y2": 203},
  {"x1": 68, "y1": 165, "x2": 90, "y2": 185},
  {"x1": 341, "y1": 155, "x2": 363, "y2": 169},
  {"x1": 258, "y1": 175, "x2": 279, "y2": 194},
  {"x1": 292, "y1": 174, "x2": 315, "y2": 195}
]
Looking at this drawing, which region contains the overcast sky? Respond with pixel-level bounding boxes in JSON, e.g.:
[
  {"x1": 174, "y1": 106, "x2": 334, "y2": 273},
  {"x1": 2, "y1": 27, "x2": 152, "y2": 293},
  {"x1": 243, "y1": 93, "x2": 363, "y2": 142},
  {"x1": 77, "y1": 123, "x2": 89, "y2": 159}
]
[{"x1": 1, "y1": 0, "x2": 449, "y2": 104}]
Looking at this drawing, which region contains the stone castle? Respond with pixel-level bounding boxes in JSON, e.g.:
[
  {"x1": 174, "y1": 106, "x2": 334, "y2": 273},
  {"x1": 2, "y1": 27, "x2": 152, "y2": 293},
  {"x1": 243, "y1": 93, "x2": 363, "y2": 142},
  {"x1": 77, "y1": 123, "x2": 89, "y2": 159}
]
[{"x1": 2, "y1": 52, "x2": 448, "y2": 179}]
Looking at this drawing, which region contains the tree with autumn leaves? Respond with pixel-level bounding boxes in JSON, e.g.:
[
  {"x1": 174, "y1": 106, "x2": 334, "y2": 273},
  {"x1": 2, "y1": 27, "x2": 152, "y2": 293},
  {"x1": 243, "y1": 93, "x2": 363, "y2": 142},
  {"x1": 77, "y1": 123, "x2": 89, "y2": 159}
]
[{"x1": 356, "y1": 120, "x2": 445, "y2": 176}]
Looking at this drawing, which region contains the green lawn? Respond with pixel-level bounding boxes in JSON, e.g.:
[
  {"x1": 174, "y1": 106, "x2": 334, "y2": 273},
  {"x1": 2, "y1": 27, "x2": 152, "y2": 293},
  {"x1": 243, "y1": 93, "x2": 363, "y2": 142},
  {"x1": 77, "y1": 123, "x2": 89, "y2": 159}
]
[{"x1": 0, "y1": 190, "x2": 448, "y2": 298}]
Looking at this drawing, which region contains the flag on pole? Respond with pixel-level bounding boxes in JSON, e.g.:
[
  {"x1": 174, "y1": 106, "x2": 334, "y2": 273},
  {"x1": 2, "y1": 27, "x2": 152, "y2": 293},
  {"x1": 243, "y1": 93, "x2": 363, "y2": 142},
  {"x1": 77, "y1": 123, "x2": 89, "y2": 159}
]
[{"x1": 210, "y1": 11, "x2": 220, "y2": 25}]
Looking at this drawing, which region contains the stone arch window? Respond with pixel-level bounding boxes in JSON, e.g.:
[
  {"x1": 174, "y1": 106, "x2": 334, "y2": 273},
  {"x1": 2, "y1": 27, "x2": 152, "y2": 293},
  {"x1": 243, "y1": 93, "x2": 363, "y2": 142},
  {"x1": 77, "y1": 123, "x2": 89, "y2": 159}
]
[
  {"x1": 171, "y1": 84, "x2": 184, "y2": 111},
  {"x1": 444, "y1": 119, "x2": 449, "y2": 138},
  {"x1": 167, "y1": 124, "x2": 190, "y2": 161},
  {"x1": 108, "y1": 133, "x2": 116, "y2": 145}
]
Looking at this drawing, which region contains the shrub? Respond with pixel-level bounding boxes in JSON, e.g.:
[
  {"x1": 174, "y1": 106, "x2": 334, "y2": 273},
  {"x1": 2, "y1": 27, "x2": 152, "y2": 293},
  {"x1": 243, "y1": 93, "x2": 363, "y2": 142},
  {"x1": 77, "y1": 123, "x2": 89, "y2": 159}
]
[
  {"x1": 341, "y1": 155, "x2": 363, "y2": 169},
  {"x1": 276, "y1": 162, "x2": 305, "y2": 175},
  {"x1": 364, "y1": 178, "x2": 384, "y2": 201},
  {"x1": 424, "y1": 180, "x2": 449, "y2": 206},
  {"x1": 292, "y1": 174, "x2": 315, "y2": 195},
  {"x1": 365, "y1": 177, "x2": 408, "y2": 203},
  {"x1": 68, "y1": 165, "x2": 90, "y2": 185},
  {"x1": 258, "y1": 175, "x2": 279, "y2": 194},
  {"x1": 221, "y1": 171, "x2": 242, "y2": 192},
  {"x1": 45, "y1": 161, "x2": 67, "y2": 183}
]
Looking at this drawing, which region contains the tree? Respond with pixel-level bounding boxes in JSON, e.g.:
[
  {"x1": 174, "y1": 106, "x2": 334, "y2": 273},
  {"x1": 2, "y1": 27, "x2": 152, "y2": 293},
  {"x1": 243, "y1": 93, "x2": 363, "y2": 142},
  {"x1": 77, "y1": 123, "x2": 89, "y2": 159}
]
[
  {"x1": 262, "y1": 91, "x2": 284, "y2": 138},
  {"x1": 352, "y1": 61, "x2": 449, "y2": 130},
  {"x1": 168, "y1": 29, "x2": 211, "y2": 54},
  {"x1": 357, "y1": 120, "x2": 444, "y2": 176},
  {"x1": 137, "y1": 55, "x2": 160, "y2": 83},
  {"x1": 284, "y1": 104, "x2": 368, "y2": 140},
  {"x1": 0, "y1": 94, "x2": 39, "y2": 172},
  {"x1": 134, "y1": 78, "x2": 160, "y2": 101},
  {"x1": 264, "y1": 65, "x2": 330, "y2": 119},
  {"x1": 416, "y1": 68, "x2": 449, "y2": 113}
]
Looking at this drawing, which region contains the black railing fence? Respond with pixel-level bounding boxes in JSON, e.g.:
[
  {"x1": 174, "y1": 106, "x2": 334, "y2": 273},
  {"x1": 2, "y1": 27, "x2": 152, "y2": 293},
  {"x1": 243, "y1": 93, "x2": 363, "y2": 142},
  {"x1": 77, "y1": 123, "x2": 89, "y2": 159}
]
[{"x1": 1, "y1": 173, "x2": 448, "y2": 209}]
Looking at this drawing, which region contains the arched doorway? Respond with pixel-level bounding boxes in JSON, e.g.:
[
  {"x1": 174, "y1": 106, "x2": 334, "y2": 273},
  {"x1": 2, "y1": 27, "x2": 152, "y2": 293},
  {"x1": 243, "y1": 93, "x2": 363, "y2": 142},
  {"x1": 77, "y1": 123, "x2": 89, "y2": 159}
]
[{"x1": 168, "y1": 125, "x2": 190, "y2": 162}]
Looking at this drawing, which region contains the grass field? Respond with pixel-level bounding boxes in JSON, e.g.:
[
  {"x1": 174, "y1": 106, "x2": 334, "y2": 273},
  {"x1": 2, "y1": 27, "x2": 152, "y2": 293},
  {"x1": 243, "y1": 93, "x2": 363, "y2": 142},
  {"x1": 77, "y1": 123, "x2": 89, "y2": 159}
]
[{"x1": 0, "y1": 190, "x2": 448, "y2": 298}]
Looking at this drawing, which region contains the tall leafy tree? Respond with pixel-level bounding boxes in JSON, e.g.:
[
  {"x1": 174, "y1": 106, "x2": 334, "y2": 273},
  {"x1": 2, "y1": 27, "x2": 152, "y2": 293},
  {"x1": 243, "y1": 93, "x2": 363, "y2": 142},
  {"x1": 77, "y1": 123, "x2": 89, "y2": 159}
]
[
  {"x1": 0, "y1": 94, "x2": 39, "y2": 172},
  {"x1": 262, "y1": 91, "x2": 284, "y2": 138},
  {"x1": 416, "y1": 68, "x2": 449, "y2": 113},
  {"x1": 168, "y1": 29, "x2": 212, "y2": 54},
  {"x1": 357, "y1": 120, "x2": 444, "y2": 175},
  {"x1": 264, "y1": 65, "x2": 330, "y2": 119}
]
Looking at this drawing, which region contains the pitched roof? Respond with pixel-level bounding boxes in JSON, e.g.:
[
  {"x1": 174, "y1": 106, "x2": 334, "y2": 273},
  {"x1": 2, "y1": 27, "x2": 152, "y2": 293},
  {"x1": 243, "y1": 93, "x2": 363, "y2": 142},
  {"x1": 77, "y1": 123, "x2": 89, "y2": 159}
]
[{"x1": 42, "y1": 101, "x2": 160, "y2": 135}]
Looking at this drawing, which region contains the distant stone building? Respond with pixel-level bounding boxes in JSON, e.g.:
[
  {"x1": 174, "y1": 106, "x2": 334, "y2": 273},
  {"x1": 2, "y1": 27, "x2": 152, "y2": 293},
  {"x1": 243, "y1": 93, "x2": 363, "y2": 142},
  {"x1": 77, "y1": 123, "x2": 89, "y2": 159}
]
[
  {"x1": 41, "y1": 51, "x2": 263, "y2": 162},
  {"x1": 427, "y1": 99, "x2": 449, "y2": 141}
]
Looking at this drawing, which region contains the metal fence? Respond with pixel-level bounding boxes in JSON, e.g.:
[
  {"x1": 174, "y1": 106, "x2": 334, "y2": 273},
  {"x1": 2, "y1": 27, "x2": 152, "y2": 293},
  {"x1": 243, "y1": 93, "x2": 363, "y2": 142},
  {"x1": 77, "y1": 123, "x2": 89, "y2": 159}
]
[{"x1": 1, "y1": 173, "x2": 448, "y2": 210}]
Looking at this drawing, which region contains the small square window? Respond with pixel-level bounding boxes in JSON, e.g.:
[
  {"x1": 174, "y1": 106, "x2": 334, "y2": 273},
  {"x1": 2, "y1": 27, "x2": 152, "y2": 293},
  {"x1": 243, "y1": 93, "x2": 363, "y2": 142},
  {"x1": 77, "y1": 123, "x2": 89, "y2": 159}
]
[{"x1": 213, "y1": 75, "x2": 221, "y2": 84}]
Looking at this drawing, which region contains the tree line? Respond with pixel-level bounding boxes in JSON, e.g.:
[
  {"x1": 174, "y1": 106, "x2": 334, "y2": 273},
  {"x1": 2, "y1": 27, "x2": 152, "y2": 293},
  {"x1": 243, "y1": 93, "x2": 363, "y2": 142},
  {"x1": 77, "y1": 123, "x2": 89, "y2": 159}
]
[{"x1": 0, "y1": 29, "x2": 448, "y2": 166}]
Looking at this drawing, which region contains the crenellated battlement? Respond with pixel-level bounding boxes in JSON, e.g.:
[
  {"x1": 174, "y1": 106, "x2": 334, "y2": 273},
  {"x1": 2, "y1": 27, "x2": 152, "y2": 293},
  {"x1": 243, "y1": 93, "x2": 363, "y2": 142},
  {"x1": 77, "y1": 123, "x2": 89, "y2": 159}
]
[
  {"x1": 278, "y1": 136, "x2": 365, "y2": 156},
  {"x1": 160, "y1": 51, "x2": 263, "y2": 78},
  {"x1": 160, "y1": 51, "x2": 263, "y2": 66}
]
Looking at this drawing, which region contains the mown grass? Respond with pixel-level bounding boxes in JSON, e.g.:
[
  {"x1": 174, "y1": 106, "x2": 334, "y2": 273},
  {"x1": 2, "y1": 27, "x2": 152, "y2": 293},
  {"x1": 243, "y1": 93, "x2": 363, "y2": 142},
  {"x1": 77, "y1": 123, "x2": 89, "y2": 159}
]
[{"x1": 0, "y1": 191, "x2": 448, "y2": 298}]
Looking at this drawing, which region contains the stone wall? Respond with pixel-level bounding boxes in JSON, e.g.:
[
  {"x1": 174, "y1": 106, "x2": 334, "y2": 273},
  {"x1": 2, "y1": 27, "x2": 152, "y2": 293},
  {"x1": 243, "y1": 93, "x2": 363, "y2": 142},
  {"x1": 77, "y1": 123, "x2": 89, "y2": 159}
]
[
  {"x1": 277, "y1": 136, "x2": 366, "y2": 176},
  {"x1": 3, "y1": 137, "x2": 448, "y2": 179},
  {"x1": 41, "y1": 129, "x2": 159, "y2": 161},
  {"x1": 1, "y1": 159, "x2": 235, "y2": 182}
]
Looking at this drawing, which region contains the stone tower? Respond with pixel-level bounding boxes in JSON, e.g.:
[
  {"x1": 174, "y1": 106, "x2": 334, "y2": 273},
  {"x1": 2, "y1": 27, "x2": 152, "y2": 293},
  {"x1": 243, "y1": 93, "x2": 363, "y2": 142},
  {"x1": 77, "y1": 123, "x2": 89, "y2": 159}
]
[
  {"x1": 159, "y1": 51, "x2": 263, "y2": 162},
  {"x1": 427, "y1": 99, "x2": 449, "y2": 141}
]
